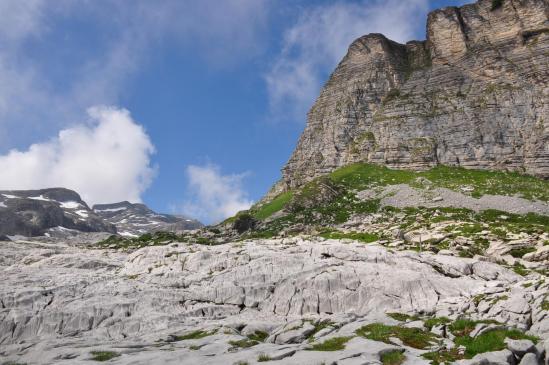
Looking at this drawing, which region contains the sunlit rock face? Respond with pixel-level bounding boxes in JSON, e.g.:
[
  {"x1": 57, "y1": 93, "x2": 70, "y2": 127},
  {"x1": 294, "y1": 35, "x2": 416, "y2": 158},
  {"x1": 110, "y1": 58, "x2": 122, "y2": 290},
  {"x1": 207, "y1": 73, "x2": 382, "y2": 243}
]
[{"x1": 280, "y1": 0, "x2": 549, "y2": 192}]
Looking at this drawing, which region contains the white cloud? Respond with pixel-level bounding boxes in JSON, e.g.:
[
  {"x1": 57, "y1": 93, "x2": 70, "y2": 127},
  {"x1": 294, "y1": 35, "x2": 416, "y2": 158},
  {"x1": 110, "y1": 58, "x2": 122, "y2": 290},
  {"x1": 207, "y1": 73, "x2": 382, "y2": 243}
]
[
  {"x1": 183, "y1": 164, "x2": 253, "y2": 224},
  {"x1": 0, "y1": 106, "x2": 155, "y2": 205},
  {"x1": 266, "y1": 0, "x2": 429, "y2": 122}
]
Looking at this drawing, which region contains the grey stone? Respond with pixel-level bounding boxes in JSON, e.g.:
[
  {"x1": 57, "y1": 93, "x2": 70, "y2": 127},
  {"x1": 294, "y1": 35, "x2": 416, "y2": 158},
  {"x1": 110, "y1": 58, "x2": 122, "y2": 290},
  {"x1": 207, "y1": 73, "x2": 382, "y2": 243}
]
[
  {"x1": 504, "y1": 338, "x2": 535, "y2": 358},
  {"x1": 518, "y1": 353, "x2": 538, "y2": 365}
]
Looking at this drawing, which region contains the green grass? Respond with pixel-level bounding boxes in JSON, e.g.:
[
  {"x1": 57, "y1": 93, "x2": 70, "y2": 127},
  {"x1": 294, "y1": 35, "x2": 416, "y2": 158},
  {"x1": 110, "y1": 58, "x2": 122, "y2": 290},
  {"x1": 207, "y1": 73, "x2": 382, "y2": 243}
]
[
  {"x1": 422, "y1": 348, "x2": 464, "y2": 364},
  {"x1": 448, "y1": 319, "x2": 498, "y2": 337},
  {"x1": 424, "y1": 317, "x2": 451, "y2": 330},
  {"x1": 173, "y1": 329, "x2": 216, "y2": 341},
  {"x1": 329, "y1": 163, "x2": 414, "y2": 189},
  {"x1": 386, "y1": 313, "x2": 420, "y2": 322},
  {"x1": 306, "y1": 336, "x2": 353, "y2": 351},
  {"x1": 356, "y1": 323, "x2": 438, "y2": 349},
  {"x1": 328, "y1": 163, "x2": 549, "y2": 202},
  {"x1": 229, "y1": 163, "x2": 548, "y2": 241},
  {"x1": 512, "y1": 263, "x2": 529, "y2": 276},
  {"x1": 455, "y1": 329, "x2": 539, "y2": 359},
  {"x1": 320, "y1": 230, "x2": 379, "y2": 243},
  {"x1": 257, "y1": 354, "x2": 272, "y2": 362},
  {"x1": 541, "y1": 299, "x2": 549, "y2": 311},
  {"x1": 380, "y1": 350, "x2": 406, "y2": 365},
  {"x1": 306, "y1": 320, "x2": 336, "y2": 341},
  {"x1": 508, "y1": 246, "x2": 536, "y2": 258},
  {"x1": 254, "y1": 192, "x2": 293, "y2": 219},
  {"x1": 247, "y1": 331, "x2": 268, "y2": 342},
  {"x1": 90, "y1": 351, "x2": 120, "y2": 362},
  {"x1": 228, "y1": 339, "x2": 259, "y2": 349}
]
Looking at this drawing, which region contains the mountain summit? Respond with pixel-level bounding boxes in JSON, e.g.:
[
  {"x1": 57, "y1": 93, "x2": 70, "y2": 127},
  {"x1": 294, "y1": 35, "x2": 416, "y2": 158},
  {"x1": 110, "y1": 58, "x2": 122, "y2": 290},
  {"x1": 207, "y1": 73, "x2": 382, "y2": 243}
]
[
  {"x1": 273, "y1": 0, "x2": 548, "y2": 196},
  {"x1": 0, "y1": 188, "x2": 201, "y2": 238},
  {"x1": 93, "y1": 201, "x2": 202, "y2": 237}
]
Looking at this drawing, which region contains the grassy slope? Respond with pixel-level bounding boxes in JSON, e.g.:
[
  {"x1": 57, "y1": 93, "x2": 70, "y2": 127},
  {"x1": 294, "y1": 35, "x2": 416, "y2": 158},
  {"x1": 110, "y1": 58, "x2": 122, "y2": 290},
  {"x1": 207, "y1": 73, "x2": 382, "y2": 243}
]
[{"x1": 253, "y1": 163, "x2": 549, "y2": 220}]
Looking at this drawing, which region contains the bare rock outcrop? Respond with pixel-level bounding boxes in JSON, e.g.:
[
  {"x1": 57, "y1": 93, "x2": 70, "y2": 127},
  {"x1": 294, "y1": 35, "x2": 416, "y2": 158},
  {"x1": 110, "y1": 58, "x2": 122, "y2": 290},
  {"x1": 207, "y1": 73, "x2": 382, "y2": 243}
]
[{"x1": 280, "y1": 0, "x2": 549, "y2": 192}]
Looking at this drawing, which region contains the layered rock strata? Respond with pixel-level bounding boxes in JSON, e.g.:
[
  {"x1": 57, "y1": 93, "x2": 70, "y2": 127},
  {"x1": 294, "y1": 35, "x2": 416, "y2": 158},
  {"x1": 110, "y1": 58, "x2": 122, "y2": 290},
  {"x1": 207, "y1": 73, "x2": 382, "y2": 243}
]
[{"x1": 280, "y1": 0, "x2": 549, "y2": 192}]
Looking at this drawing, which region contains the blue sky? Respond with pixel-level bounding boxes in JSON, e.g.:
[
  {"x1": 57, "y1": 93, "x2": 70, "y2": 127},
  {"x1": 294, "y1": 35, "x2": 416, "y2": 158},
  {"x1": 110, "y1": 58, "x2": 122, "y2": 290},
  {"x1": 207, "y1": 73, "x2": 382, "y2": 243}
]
[{"x1": 0, "y1": 0, "x2": 465, "y2": 223}]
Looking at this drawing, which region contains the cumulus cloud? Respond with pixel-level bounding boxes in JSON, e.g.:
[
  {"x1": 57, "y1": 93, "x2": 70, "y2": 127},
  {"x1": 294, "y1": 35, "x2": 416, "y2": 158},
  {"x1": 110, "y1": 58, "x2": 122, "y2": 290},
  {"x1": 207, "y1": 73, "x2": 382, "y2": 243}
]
[
  {"x1": 183, "y1": 164, "x2": 253, "y2": 224},
  {"x1": 266, "y1": 0, "x2": 429, "y2": 122},
  {"x1": 0, "y1": 106, "x2": 155, "y2": 205}
]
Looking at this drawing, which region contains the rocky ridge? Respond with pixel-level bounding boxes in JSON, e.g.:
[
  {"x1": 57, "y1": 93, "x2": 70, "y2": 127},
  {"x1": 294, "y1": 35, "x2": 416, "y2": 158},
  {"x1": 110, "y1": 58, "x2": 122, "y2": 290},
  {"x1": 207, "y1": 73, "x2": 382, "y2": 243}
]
[
  {"x1": 276, "y1": 0, "x2": 549, "y2": 195},
  {"x1": 0, "y1": 188, "x2": 202, "y2": 239},
  {"x1": 0, "y1": 188, "x2": 116, "y2": 238},
  {"x1": 93, "y1": 201, "x2": 202, "y2": 237}
]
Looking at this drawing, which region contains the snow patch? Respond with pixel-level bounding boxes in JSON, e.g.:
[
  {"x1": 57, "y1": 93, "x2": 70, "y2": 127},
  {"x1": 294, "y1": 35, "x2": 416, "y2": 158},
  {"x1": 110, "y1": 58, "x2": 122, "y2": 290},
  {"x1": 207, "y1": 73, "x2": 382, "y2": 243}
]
[
  {"x1": 2, "y1": 194, "x2": 19, "y2": 199},
  {"x1": 119, "y1": 231, "x2": 138, "y2": 237},
  {"x1": 94, "y1": 207, "x2": 127, "y2": 213},
  {"x1": 29, "y1": 195, "x2": 53, "y2": 201},
  {"x1": 75, "y1": 210, "x2": 89, "y2": 218},
  {"x1": 60, "y1": 201, "x2": 81, "y2": 209},
  {"x1": 0, "y1": 202, "x2": 6, "y2": 208}
]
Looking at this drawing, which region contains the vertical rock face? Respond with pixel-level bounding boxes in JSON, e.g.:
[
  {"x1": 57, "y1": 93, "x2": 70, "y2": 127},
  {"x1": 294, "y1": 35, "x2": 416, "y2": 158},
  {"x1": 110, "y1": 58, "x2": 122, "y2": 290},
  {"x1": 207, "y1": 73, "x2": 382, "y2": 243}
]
[{"x1": 280, "y1": 0, "x2": 549, "y2": 192}]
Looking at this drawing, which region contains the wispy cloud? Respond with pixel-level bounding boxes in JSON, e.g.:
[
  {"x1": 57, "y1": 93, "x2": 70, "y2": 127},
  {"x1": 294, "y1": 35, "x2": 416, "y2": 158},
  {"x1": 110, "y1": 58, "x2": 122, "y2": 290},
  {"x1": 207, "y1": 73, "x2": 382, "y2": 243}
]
[
  {"x1": 265, "y1": 0, "x2": 429, "y2": 123},
  {"x1": 0, "y1": 0, "x2": 271, "y2": 148},
  {"x1": 0, "y1": 106, "x2": 156, "y2": 205},
  {"x1": 182, "y1": 164, "x2": 253, "y2": 224}
]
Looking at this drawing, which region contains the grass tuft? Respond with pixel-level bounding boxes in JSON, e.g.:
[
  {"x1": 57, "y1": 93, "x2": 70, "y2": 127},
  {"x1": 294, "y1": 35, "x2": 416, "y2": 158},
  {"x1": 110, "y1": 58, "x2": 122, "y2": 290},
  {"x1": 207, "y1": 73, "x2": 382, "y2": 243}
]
[
  {"x1": 257, "y1": 353, "x2": 272, "y2": 362},
  {"x1": 455, "y1": 329, "x2": 539, "y2": 359},
  {"x1": 247, "y1": 331, "x2": 268, "y2": 342},
  {"x1": 386, "y1": 313, "x2": 419, "y2": 322},
  {"x1": 172, "y1": 329, "x2": 216, "y2": 341},
  {"x1": 424, "y1": 317, "x2": 451, "y2": 330},
  {"x1": 306, "y1": 336, "x2": 353, "y2": 351},
  {"x1": 228, "y1": 339, "x2": 259, "y2": 349},
  {"x1": 90, "y1": 351, "x2": 120, "y2": 362},
  {"x1": 422, "y1": 347, "x2": 464, "y2": 364},
  {"x1": 381, "y1": 349, "x2": 406, "y2": 365}
]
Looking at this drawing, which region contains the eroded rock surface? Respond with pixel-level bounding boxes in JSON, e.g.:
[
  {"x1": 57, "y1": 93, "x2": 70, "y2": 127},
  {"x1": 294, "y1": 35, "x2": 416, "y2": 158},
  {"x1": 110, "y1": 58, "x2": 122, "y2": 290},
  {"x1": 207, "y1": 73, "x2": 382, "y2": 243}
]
[{"x1": 1, "y1": 237, "x2": 547, "y2": 364}]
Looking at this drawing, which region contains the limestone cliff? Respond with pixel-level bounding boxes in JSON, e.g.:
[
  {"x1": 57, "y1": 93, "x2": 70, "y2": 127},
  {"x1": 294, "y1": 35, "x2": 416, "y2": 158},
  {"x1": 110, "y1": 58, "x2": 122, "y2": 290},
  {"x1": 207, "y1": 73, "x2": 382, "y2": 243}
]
[{"x1": 278, "y1": 0, "x2": 549, "y2": 193}]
